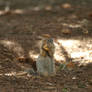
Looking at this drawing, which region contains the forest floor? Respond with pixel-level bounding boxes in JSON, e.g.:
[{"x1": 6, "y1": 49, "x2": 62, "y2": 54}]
[{"x1": 0, "y1": 0, "x2": 92, "y2": 92}]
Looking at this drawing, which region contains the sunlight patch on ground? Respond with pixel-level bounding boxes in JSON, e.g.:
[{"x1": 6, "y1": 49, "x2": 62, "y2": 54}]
[
  {"x1": 0, "y1": 71, "x2": 27, "y2": 77},
  {"x1": 29, "y1": 51, "x2": 38, "y2": 60},
  {"x1": 54, "y1": 39, "x2": 80, "y2": 62},
  {"x1": 0, "y1": 72, "x2": 16, "y2": 76},
  {"x1": 54, "y1": 42, "x2": 65, "y2": 61},
  {"x1": 71, "y1": 51, "x2": 92, "y2": 60},
  {"x1": 54, "y1": 39, "x2": 92, "y2": 64},
  {"x1": 1, "y1": 40, "x2": 15, "y2": 45},
  {"x1": 0, "y1": 40, "x2": 24, "y2": 57},
  {"x1": 61, "y1": 23, "x2": 81, "y2": 28},
  {"x1": 0, "y1": 39, "x2": 92, "y2": 65},
  {"x1": 57, "y1": 39, "x2": 80, "y2": 48},
  {"x1": 0, "y1": 9, "x2": 25, "y2": 16}
]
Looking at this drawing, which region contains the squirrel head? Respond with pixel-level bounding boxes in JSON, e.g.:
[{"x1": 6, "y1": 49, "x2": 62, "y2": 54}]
[
  {"x1": 41, "y1": 34, "x2": 53, "y2": 43},
  {"x1": 47, "y1": 38, "x2": 53, "y2": 44}
]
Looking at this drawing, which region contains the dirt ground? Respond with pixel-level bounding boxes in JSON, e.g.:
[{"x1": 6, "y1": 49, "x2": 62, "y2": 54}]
[{"x1": 0, "y1": 0, "x2": 92, "y2": 92}]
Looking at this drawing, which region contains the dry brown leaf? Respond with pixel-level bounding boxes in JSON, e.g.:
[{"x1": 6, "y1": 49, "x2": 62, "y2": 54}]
[
  {"x1": 62, "y1": 3, "x2": 71, "y2": 9},
  {"x1": 83, "y1": 30, "x2": 88, "y2": 34},
  {"x1": 45, "y1": 6, "x2": 52, "y2": 11},
  {"x1": 62, "y1": 29, "x2": 71, "y2": 34},
  {"x1": 66, "y1": 62, "x2": 75, "y2": 69},
  {"x1": 88, "y1": 12, "x2": 92, "y2": 17}
]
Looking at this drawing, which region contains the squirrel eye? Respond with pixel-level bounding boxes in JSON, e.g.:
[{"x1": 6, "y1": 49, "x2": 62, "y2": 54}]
[{"x1": 47, "y1": 38, "x2": 53, "y2": 43}]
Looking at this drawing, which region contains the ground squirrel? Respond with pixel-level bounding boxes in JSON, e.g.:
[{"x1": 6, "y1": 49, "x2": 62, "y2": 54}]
[{"x1": 36, "y1": 36, "x2": 56, "y2": 76}]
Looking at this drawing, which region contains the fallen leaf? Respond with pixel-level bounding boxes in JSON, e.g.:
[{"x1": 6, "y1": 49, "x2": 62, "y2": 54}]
[
  {"x1": 62, "y1": 28, "x2": 71, "y2": 34},
  {"x1": 66, "y1": 62, "x2": 75, "y2": 69},
  {"x1": 62, "y1": 3, "x2": 71, "y2": 9},
  {"x1": 45, "y1": 6, "x2": 52, "y2": 11}
]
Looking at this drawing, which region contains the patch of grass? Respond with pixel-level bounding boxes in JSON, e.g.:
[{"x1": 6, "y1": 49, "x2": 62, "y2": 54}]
[
  {"x1": 62, "y1": 88, "x2": 68, "y2": 92},
  {"x1": 78, "y1": 83, "x2": 86, "y2": 88},
  {"x1": 59, "y1": 64, "x2": 66, "y2": 70}
]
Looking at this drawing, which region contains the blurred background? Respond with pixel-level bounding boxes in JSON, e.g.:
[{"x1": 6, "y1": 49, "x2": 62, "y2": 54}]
[
  {"x1": 0, "y1": 0, "x2": 92, "y2": 10},
  {"x1": 0, "y1": 1, "x2": 92, "y2": 92}
]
